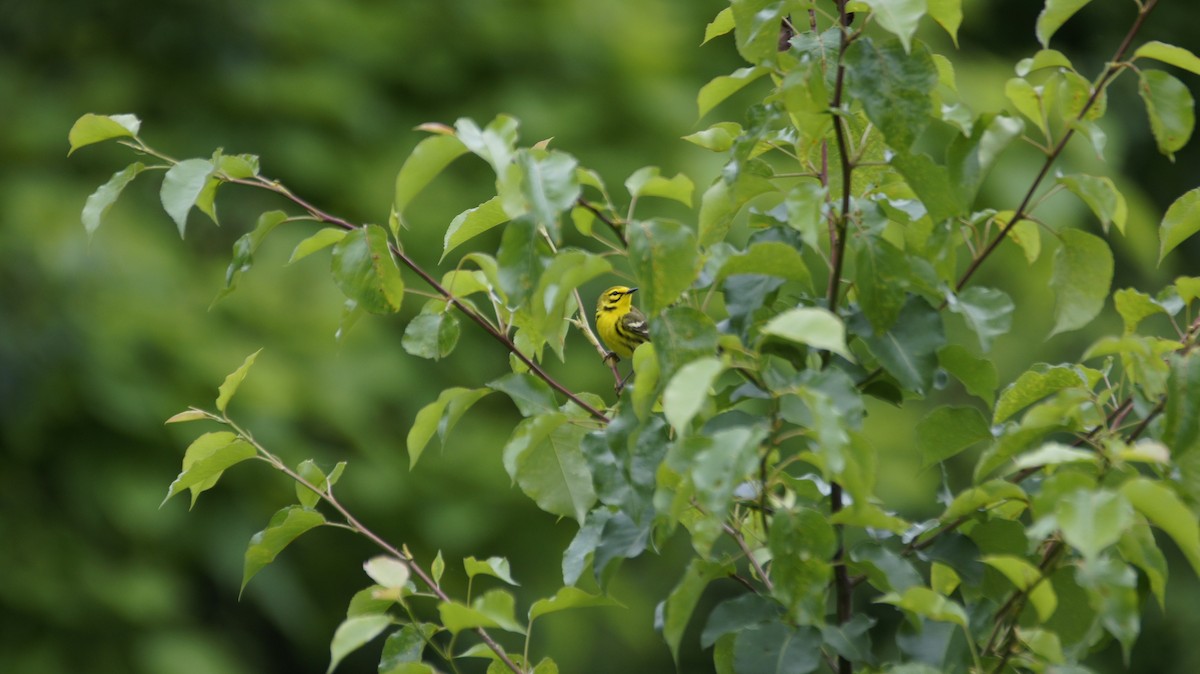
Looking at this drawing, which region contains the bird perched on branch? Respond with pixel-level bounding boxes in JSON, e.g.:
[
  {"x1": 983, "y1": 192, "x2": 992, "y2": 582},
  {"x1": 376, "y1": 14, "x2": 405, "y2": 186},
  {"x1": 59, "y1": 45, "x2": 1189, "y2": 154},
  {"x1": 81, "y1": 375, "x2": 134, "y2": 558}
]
[{"x1": 595, "y1": 285, "x2": 650, "y2": 363}]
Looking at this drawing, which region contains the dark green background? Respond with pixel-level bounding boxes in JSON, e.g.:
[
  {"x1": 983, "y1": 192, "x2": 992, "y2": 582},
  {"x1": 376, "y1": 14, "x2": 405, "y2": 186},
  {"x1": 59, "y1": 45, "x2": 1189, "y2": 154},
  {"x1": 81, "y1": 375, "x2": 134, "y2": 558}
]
[{"x1": 3, "y1": 1, "x2": 1199, "y2": 672}]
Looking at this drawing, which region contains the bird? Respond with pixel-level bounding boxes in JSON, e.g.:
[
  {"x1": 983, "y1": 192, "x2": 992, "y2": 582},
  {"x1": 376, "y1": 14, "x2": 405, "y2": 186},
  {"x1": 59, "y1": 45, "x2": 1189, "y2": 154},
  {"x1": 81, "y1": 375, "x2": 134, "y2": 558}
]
[{"x1": 595, "y1": 285, "x2": 650, "y2": 362}]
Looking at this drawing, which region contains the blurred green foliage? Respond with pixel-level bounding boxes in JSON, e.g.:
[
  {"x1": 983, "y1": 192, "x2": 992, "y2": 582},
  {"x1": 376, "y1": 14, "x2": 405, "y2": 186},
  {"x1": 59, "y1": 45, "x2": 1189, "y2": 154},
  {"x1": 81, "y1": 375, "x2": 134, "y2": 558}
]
[{"x1": 4, "y1": 1, "x2": 1200, "y2": 673}]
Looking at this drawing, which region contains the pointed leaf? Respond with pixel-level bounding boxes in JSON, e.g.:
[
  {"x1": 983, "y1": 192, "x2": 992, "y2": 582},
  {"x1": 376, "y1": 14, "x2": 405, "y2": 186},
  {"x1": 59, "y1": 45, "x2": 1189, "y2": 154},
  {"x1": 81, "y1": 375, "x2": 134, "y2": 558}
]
[
  {"x1": 217, "y1": 349, "x2": 263, "y2": 413},
  {"x1": 625, "y1": 166, "x2": 694, "y2": 207},
  {"x1": 860, "y1": 0, "x2": 928, "y2": 52},
  {"x1": 982, "y1": 555, "x2": 1058, "y2": 622},
  {"x1": 1036, "y1": 0, "x2": 1093, "y2": 48},
  {"x1": 1134, "y1": 41, "x2": 1200, "y2": 76},
  {"x1": 327, "y1": 614, "x2": 392, "y2": 674},
  {"x1": 289, "y1": 227, "x2": 347, "y2": 264},
  {"x1": 917, "y1": 405, "x2": 991, "y2": 467},
  {"x1": 163, "y1": 432, "x2": 257, "y2": 506},
  {"x1": 1158, "y1": 187, "x2": 1200, "y2": 262},
  {"x1": 663, "y1": 558, "x2": 730, "y2": 663},
  {"x1": 364, "y1": 556, "x2": 411, "y2": 589},
  {"x1": 627, "y1": 218, "x2": 699, "y2": 315},
  {"x1": 948, "y1": 286, "x2": 1014, "y2": 352},
  {"x1": 82, "y1": 162, "x2": 146, "y2": 238},
  {"x1": 761, "y1": 308, "x2": 854, "y2": 362},
  {"x1": 663, "y1": 357, "x2": 724, "y2": 432},
  {"x1": 845, "y1": 38, "x2": 938, "y2": 151},
  {"x1": 502, "y1": 413, "x2": 595, "y2": 523},
  {"x1": 442, "y1": 196, "x2": 508, "y2": 260},
  {"x1": 1049, "y1": 229, "x2": 1113, "y2": 337},
  {"x1": 160, "y1": 158, "x2": 215, "y2": 237},
  {"x1": 1138, "y1": 69, "x2": 1195, "y2": 160},
  {"x1": 1057, "y1": 489, "x2": 1133, "y2": 560},
  {"x1": 528, "y1": 586, "x2": 622, "y2": 623},
  {"x1": 406, "y1": 388, "x2": 492, "y2": 469},
  {"x1": 243, "y1": 506, "x2": 326, "y2": 591},
  {"x1": 698, "y1": 67, "x2": 768, "y2": 119},
  {"x1": 68, "y1": 113, "x2": 140, "y2": 154},
  {"x1": 394, "y1": 134, "x2": 469, "y2": 214},
  {"x1": 331, "y1": 225, "x2": 405, "y2": 314},
  {"x1": 465, "y1": 556, "x2": 519, "y2": 586},
  {"x1": 938, "y1": 344, "x2": 998, "y2": 405},
  {"x1": 1058, "y1": 174, "x2": 1127, "y2": 234},
  {"x1": 1121, "y1": 477, "x2": 1200, "y2": 575}
]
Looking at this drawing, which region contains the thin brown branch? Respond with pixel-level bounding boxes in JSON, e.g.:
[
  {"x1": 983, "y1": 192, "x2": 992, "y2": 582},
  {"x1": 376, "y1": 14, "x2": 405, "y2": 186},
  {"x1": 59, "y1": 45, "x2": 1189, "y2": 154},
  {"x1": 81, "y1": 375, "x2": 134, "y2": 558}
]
[
  {"x1": 723, "y1": 521, "x2": 775, "y2": 593},
  {"x1": 576, "y1": 197, "x2": 626, "y2": 246},
  {"x1": 954, "y1": 0, "x2": 1159, "y2": 293},
  {"x1": 227, "y1": 176, "x2": 610, "y2": 423}
]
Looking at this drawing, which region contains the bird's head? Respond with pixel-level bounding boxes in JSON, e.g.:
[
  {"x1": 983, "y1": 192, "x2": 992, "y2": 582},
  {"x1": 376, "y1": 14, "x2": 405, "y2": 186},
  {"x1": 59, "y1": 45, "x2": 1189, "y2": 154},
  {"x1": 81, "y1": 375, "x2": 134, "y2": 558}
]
[{"x1": 597, "y1": 285, "x2": 637, "y2": 312}]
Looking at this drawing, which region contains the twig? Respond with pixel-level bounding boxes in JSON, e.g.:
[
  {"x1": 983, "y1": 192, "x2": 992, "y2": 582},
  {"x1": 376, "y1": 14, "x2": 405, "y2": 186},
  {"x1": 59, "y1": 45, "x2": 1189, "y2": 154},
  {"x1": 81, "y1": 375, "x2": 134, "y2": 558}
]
[
  {"x1": 226, "y1": 175, "x2": 610, "y2": 424},
  {"x1": 954, "y1": 0, "x2": 1159, "y2": 293},
  {"x1": 576, "y1": 197, "x2": 626, "y2": 245},
  {"x1": 723, "y1": 521, "x2": 775, "y2": 593},
  {"x1": 228, "y1": 417, "x2": 526, "y2": 674}
]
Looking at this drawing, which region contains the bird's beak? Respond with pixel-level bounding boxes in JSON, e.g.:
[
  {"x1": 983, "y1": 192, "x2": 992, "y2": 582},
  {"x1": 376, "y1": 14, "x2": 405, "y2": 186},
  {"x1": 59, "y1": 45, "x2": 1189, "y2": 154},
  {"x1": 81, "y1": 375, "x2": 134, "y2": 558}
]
[{"x1": 628, "y1": 287, "x2": 638, "y2": 294}]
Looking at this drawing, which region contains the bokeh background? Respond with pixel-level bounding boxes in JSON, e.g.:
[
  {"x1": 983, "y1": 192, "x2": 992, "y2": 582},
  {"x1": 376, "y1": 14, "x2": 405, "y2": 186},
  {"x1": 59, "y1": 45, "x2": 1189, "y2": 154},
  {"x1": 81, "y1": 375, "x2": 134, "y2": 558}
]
[{"x1": 3, "y1": 1, "x2": 1200, "y2": 672}]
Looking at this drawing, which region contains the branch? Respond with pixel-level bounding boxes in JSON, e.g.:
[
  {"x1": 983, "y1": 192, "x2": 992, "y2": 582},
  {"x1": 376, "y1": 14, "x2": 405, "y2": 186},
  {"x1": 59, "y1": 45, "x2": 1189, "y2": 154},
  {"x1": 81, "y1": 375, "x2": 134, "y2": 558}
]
[
  {"x1": 954, "y1": 0, "x2": 1159, "y2": 292},
  {"x1": 227, "y1": 176, "x2": 610, "y2": 423},
  {"x1": 229, "y1": 418, "x2": 526, "y2": 674},
  {"x1": 576, "y1": 197, "x2": 626, "y2": 246},
  {"x1": 825, "y1": 9, "x2": 855, "y2": 314}
]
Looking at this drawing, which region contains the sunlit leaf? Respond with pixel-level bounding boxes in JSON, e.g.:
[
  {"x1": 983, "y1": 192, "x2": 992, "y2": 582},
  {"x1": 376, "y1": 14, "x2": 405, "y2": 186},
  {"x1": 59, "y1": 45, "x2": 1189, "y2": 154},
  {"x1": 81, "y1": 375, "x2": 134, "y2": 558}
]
[
  {"x1": 289, "y1": 227, "x2": 347, "y2": 264},
  {"x1": 163, "y1": 431, "x2": 257, "y2": 507},
  {"x1": 394, "y1": 133, "x2": 469, "y2": 215},
  {"x1": 917, "y1": 405, "x2": 991, "y2": 467},
  {"x1": 663, "y1": 356, "x2": 724, "y2": 432},
  {"x1": 406, "y1": 387, "x2": 492, "y2": 469},
  {"x1": 1036, "y1": 0, "x2": 1093, "y2": 48},
  {"x1": 217, "y1": 349, "x2": 263, "y2": 413},
  {"x1": 465, "y1": 556, "x2": 519, "y2": 586},
  {"x1": 625, "y1": 166, "x2": 694, "y2": 207},
  {"x1": 698, "y1": 66, "x2": 768, "y2": 119},
  {"x1": 528, "y1": 586, "x2": 621, "y2": 623},
  {"x1": 1057, "y1": 174, "x2": 1127, "y2": 234},
  {"x1": 502, "y1": 412, "x2": 595, "y2": 523},
  {"x1": 331, "y1": 225, "x2": 405, "y2": 314},
  {"x1": 1138, "y1": 69, "x2": 1195, "y2": 160},
  {"x1": 82, "y1": 162, "x2": 145, "y2": 238},
  {"x1": 160, "y1": 158, "x2": 215, "y2": 238},
  {"x1": 1158, "y1": 187, "x2": 1200, "y2": 262},
  {"x1": 67, "y1": 113, "x2": 141, "y2": 154},
  {"x1": 860, "y1": 0, "x2": 927, "y2": 53},
  {"x1": 442, "y1": 196, "x2": 508, "y2": 261},
  {"x1": 1134, "y1": 41, "x2": 1200, "y2": 76},
  {"x1": 242, "y1": 506, "x2": 326, "y2": 592},
  {"x1": 761, "y1": 308, "x2": 854, "y2": 362},
  {"x1": 1048, "y1": 229, "x2": 1113, "y2": 337},
  {"x1": 327, "y1": 614, "x2": 392, "y2": 674}
]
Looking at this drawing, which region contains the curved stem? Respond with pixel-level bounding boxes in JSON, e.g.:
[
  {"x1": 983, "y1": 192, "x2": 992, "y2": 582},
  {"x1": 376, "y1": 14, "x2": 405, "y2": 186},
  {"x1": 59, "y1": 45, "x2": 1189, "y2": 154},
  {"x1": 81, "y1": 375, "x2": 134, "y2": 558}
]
[
  {"x1": 954, "y1": 0, "x2": 1159, "y2": 293},
  {"x1": 226, "y1": 176, "x2": 610, "y2": 423},
  {"x1": 229, "y1": 417, "x2": 526, "y2": 674}
]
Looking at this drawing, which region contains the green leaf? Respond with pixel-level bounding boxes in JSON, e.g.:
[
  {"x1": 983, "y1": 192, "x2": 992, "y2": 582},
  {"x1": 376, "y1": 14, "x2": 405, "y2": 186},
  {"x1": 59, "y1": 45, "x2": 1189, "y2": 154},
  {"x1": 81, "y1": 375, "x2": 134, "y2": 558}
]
[
  {"x1": 82, "y1": 162, "x2": 146, "y2": 238},
  {"x1": 1036, "y1": 0, "x2": 1093, "y2": 48},
  {"x1": 926, "y1": 0, "x2": 962, "y2": 45},
  {"x1": 331, "y1": 225, "x2": 405, "y2": 315},
  {"x1": 917, "y1": 405, "x2": 991, "y2": 467},
  {"x1": 1117, "y1": 519, "x2": 1169, "y2": 609},
  {"x1": 938, "y1": 345, "x2": 998, "y2": 405},
  {"x1": 455, "y1": 115, "x2": 520, "y2": 174},
  {"x1": 682, "y1": 122, "x2": 743, "y2": 152},
  {"x1": 1048, "y1": 229, "x2": 1113, "y2": 337},
  {"x1": 1113, "y1": 288, "x2": 1166, "y2": 334},
  {"x1": 1058, "y1": 174, "x2": 1127, "y2": 235},
  {"x1": 165, "y1": 409, "x2": 209, "y2": 424},
  {"x1": 160, "y1": 158, "x2": 215, "y2": 238},
  {"x1": 652, "y1": 307, "x2": 720, "y2": 382},
  {"x1": 393, "y1": 133, "x2": 469, "y2": 215},
  {"x1": 294, "y1": 459, "x2": 325, "y2": 508},
  {"x1": 761, "y1": 308, "x2": 854, "y2": 362},
  {"x1": 1120, "y1": 477, "x2": 1200, "y2": 575},
  {"x1": 378, "y1": 624, "x2": 437, "y2": 671},
  {"x1": 663, "y1": 558, "x2": 730, "y2": 663},
  {"x1": 439, "y1": 589, "x2": 525, "y2": 635},
  {"x1": 714, "y1": 241, "x2": 812, "y2": 291},
  {"x1": 845, "y1": 38, "x2": 938, "y2": 151},
  {"x1": 625, "y1": 166, "x2": 694, "y2": 208},
  {"x1": 406, "y1": 387, "x2": 492, "y2": 469},
  {"x1": 860, "y1": 0, "x2": 928, "y2": 53},
  {"x1": 1012, "y1": 442, "x2": 1096, "y2": 470},
  {"x1": 878, "y1": 587, "x2": 968, "y2": 627},
  {"x1": 942, "y1": 479, "x2": 1027, "y2": 520},
  {"x1": 1158, "y1": 187, "x2": 1200, "y2": 262},
  {"x1": 1016, "y1": 49, "x2": 1074, "y2": 76},
  {"x1": 1006, "y1": 78, "x2": 1047, "y2": 137},
  {"x1": 1164, "y1": 352, "x2": 1200, "y2": 457},
  {"x1": 465, "y1": 556, "x2": 519, "y2": 586},
  {"x1": 732, "y1": 621, "x2": 822, "y2": 674},
  {"x1": 442, "y1": 196, "x2": 508, "y2": 261},
  {"x1": 703, "y1": 7, "x2": 735, "y2": 44},
  {"x1": 855, "y1": 298, "x2": 945, "y2": 395},
  {"x1": 216, "y1": 349, "x2": 262, "y2": 413},
  {"x1": 731, "y1": 0, "x2": 787, "y2": 64},
  {"x1": 431, "y1": 551, "x2": 445, "y2": 585},
  {"x1": 218, "y1": 211, "x2": 289, "y2": 303},
  {"x1": 67, "y1": 113, "x2": 140, "y2": 154},
  {"x1": 242, "y1": 506, "x2": 326, "y2": 592},
  {"x1": 855, "y1": 236, "x2": 910, "y2": 333},
  {"x1": 1138, "y1": 69, "x2": 1196, "y2": 160},
  {"x1": 528, "y1": 586, "x2": 621, "y2": 623},
  {"x1": 982, "y1": 555, "x2": 1058, "y2": 622},
  {"x1": 401, "y1": 309, "x2": 461, "y2": 360},
  {"x1": 994, "y1": 364, "x2": 1086, "y2": 424},
  {"x1": 364, "y1": 556, "x2": 410, "y2": 589},
  {"x1": 698, "y1": 66, "x2": 768, "y2": 119},
  {"x1": 947, "y1": 286, "x2": 1013, "y2": 352},
  {"x1": 488, "y1": 372, "x2": 558, "y2": 417},
  {"x1": 770, "y1": 507, "x2": 837, "y2": 623},
  {"x1": 288, "y1": 227, "x2": 347, "y2": 264},
  {"x1": 1076, "y1": 557, "x2": 1139, "y2": 662},
  {"x1": 327, "y1": 614, "x2": 392, "y2": 674},
  {"x1": 627, "y1": 219, "x2": 699, "y2": 315},
  {"x1": 784, "y1": 179, "x2": 826, "y2": 248},
  {"x1": 518, "y1": 150, "x2": 581, "y2": 238},
  {"x1": 496, "y1": 216, "x2": 548, "y2": 309},
  {"x1": 1134, "y1": 41, "x2": 1200, "y2": 76},
  {"x1": 163, "y1": 432, "x2": 257, "y2": 507},
  {"x1": 663, "y1": 357, "x2": 724, "y2": 432},
  {"x1": 701, "y1": 595, "x2": 781, "y2": 648},
  {"x1": 1056, "y1": 489, "x2": 1133, "y2": 560},
  {"x1": 502, "y1": 413, "x2": 595, "y2": 523},
  {"x1": 524, "y1": 250, "x2": 611, "y2": 359},
  {"x1": 217, "y1": 153, "x2": 260, "y2": 179}
]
